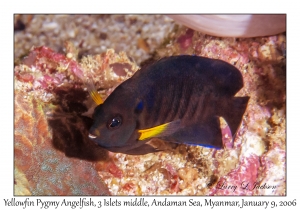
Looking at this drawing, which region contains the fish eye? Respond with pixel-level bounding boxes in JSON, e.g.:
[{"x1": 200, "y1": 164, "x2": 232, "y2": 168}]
[{"x1": 107, "y1": 116, "x2": 122, "y2": 129}]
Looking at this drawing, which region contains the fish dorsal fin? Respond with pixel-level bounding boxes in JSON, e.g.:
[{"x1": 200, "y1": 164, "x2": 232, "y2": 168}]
[
  {"x1": 138, "y1": 120, "x2": 181, "y2": 141},
  {"x1": 86, "y1": 79, "x2": 104, "y2": 105}
]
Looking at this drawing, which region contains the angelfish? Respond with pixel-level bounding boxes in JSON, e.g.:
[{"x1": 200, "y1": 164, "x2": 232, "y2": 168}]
[{"x1": 88, "y1": 55, "x2": 249, "y2": 155}]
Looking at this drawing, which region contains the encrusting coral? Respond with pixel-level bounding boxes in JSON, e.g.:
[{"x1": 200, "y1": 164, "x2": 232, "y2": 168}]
[{"x1": 14, "y1": 24, "x2": 286, "y2": 195}]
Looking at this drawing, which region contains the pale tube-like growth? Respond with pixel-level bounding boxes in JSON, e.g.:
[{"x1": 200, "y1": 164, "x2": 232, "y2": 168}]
[{"x1": 168, "y1": 15, "x2": 286, "y2": 37}]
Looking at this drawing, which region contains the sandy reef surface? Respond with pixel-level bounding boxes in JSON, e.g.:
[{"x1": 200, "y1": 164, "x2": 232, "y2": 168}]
[{"x1": 14, "y1": 15, "x2": 286, "y2": 195}]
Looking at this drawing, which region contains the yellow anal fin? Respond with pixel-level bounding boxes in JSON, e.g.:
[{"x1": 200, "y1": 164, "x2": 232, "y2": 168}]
[{"x1": 138, "y1": 120, "x2": 181, "y2": 141}]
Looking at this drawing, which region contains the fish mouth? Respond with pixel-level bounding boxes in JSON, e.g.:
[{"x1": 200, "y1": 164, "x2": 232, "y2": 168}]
[
  {"x1": 88, "y1": 134, "x2": 133, "y2": 149},
  {"x1": 88, "y1": 133, "x2": 98, "y2": 139}
]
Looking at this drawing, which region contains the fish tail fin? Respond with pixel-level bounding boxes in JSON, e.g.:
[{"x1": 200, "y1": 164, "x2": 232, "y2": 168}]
[{"x1": 219, "y1": 96, "x2": 249, "y2": 138}]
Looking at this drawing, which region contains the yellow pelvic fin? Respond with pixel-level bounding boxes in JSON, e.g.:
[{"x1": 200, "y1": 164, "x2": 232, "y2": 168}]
[
  {"x1": 89, "y1": 90, "x2": 104, "y2": 105},
  {"x1": 138, "y1": 120, "x2": 181, "y2": 141},
  {"x1": 86, "y1": 79, "x2": 104, "y2": 105}
]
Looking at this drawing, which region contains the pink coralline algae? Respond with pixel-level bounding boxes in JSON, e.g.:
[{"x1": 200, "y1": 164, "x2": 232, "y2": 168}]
[
  {"x1": 209, "y1": 154, "x2": 260, "y2": 195},
  {"x1": 176, "y1": 28, "x2": 194, "y2": 52}
]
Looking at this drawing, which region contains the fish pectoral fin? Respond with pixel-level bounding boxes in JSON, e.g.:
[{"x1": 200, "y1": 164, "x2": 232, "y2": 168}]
[{"x1": 138, "y1": 120, "x2": 181, "y2": 141}]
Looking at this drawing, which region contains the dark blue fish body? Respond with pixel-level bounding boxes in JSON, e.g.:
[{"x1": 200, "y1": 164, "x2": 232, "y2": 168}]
[{"x1": 89, "y1": 55, "x2": 249, "y2": 155}]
